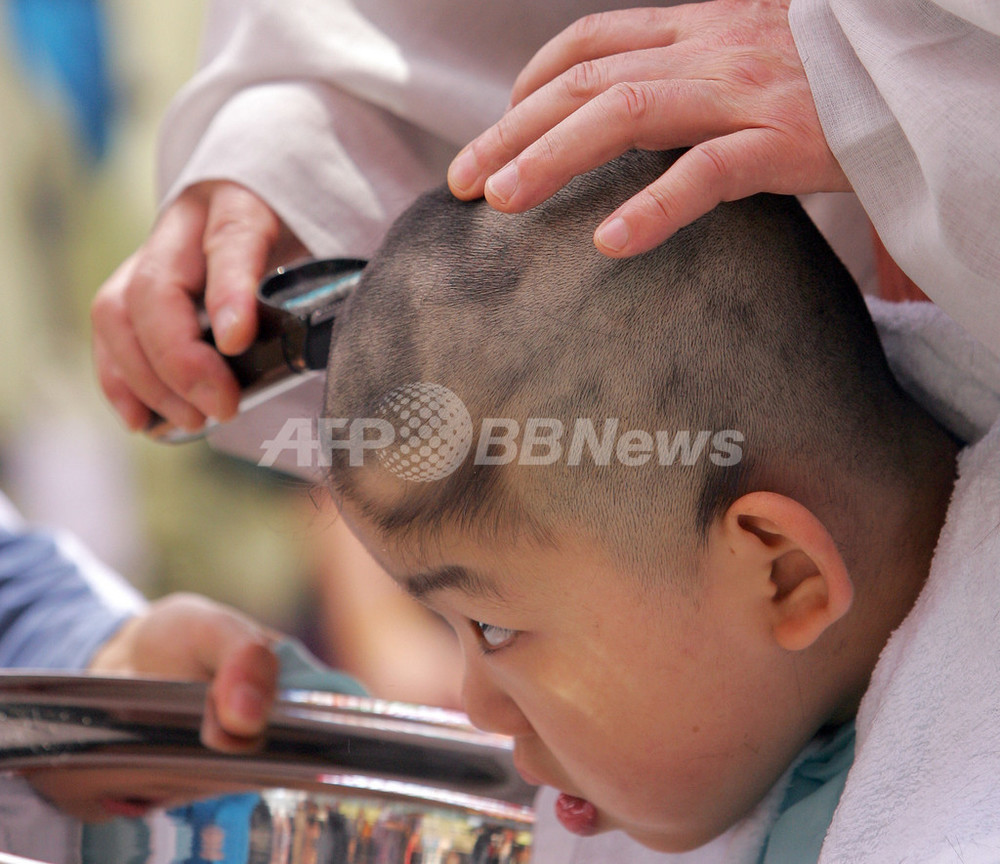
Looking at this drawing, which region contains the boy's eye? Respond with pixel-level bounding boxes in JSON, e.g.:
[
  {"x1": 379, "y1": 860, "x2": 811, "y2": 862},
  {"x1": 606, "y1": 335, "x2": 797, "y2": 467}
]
[{"x1": 474, "y1": 620, "x2": 518, "y2": 651}]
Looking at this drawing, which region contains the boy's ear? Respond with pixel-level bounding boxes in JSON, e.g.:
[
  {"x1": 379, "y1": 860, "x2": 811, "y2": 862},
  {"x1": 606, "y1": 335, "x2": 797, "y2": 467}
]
[{"x1": 717, "y1": 492, "x2": 853, "y2": 651}]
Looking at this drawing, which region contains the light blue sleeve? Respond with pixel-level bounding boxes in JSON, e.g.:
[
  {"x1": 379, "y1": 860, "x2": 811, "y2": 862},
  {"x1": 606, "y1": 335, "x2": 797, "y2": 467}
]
[
  {"x1": 274, "y1": 638, "x2": 368, "y2": 696},
  {"x1": 0, "y1": 512, "x2": 147, "y2": 670}
]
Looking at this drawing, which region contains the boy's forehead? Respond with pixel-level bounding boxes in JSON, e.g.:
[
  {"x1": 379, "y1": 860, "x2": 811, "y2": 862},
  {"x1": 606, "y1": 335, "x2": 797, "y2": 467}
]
[
  {"x1": 337, "y1": 501, "x2": 512, "y2": 599},
  {"x1": 339, "y1": 499, "x2": 627, "y2": 607}
]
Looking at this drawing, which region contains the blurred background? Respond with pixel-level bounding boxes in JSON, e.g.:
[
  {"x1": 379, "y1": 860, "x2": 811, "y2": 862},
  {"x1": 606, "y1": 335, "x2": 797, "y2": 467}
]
[
  {"x1": 0, "y1": 1, "x2": 465, "y2": 708},
  {"x1": 0, "y1": 0, "x2": 327, "y2": 652}
]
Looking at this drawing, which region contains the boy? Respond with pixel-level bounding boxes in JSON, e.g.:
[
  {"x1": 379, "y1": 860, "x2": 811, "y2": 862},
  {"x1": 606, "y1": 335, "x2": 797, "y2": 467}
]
[{"x1": 321, "y1": 150, "x2": 1000, "y2": 861}]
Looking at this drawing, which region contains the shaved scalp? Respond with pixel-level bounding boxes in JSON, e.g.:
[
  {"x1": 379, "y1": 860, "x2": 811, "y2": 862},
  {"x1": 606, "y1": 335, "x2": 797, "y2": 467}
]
[{"x1": 324, "y1": 150, "x2": 946, "y2": 580}]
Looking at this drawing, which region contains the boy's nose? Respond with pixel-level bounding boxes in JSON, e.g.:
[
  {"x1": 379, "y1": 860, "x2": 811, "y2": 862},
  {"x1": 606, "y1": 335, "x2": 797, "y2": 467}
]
[{"x1": 461, "y1": 662, "x2": 532, "y2": 738}]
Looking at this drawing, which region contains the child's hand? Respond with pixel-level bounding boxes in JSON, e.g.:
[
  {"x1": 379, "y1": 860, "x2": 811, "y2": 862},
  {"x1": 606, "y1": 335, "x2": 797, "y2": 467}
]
[
  {"x1": 447, "y1": 0, "x2": 850, "y2": 257},
  {"x1": 91, "y1": 181, "x2": 307, "y2": 433},
  {"x1": 88, "y1": 592, "x2": 280, "y2": 753}
]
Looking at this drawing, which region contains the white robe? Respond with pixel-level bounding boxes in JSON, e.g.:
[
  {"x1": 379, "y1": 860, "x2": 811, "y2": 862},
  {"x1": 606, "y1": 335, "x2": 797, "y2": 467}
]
[
  {"x1": 157, "y1": 0, "x2": 1000, "y2": 360},
  {"x1": 789, "y1": 0, "x2": 1000, "y2": 361}
]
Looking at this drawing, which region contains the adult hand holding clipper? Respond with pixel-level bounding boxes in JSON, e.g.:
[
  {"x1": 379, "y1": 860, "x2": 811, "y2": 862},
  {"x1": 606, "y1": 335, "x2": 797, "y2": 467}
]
[
  {"x1": 91, "y1": 180, "x2": 308, "y2": 434},
  {"x1": 144, "y1": 256, "x2": 365, "y2": 444}
]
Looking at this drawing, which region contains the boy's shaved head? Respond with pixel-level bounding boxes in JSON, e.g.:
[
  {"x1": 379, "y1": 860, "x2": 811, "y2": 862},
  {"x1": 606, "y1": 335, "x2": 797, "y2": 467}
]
[{"x1": 324, "y1": 150, "x2": 938, "y2": 579}]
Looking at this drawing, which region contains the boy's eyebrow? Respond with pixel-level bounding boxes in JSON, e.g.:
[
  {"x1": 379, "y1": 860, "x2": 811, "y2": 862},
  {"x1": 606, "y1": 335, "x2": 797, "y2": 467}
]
[{"x1": 404, "y1": 565, "x2": 505, "y2": 602}]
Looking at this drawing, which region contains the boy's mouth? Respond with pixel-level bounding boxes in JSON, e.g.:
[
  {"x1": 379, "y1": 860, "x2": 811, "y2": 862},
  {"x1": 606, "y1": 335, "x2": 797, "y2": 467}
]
[{"x1": 555, "y1": 793, "x2": 600, "y2": 836}]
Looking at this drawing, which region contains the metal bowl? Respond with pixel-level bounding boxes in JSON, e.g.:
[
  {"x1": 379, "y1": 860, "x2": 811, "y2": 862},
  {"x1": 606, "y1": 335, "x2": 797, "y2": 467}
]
[{"x1": 0, "y1": 673, "x2": 534, "y2": 863}]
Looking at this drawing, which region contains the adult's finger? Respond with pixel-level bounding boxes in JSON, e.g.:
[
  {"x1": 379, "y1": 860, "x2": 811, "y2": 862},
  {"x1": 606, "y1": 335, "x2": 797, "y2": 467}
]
[
  {"x1": 508, "y1": 8, "x2": 690, "y2": 108},
  {"x1": 593, "y1": 125, "x2": 846, "y2": 256},
  {"x1": 92, "y1": 255, "x2": 153, "y2": 431},
  {"x1": 92, "y1": 243, "x2": 212, "y2": 431},
  {"x1": 593, "y1": 129, "x2": 779, "y2": 256},
  {"x1": 125, "y1": 191, "x2": 242, "y2": 422},
  {"x1": 480, "y1": 78, "x2": 736, "y2": 214},
  {"x1": 201, "y1": 183, "x2": 286, "y2": 357},
  {"x1": 451, "y1": 47, "x2": 719, "y2": 202},
  {"x1": 92, "y1": 330, "x2": 158, "y2": 432}
]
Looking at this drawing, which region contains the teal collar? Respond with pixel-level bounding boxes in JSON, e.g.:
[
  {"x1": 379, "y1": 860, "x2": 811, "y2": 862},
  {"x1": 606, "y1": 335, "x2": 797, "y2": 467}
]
[{"x1": 760, "y1": 722, "x2": 856, "y2": 864}]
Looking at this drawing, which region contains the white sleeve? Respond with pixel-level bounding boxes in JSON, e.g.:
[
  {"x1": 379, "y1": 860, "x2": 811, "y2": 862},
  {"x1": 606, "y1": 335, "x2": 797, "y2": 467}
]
[
  {"x1": 155, "y1": 0, "x2": 571, "y2": 258},
  {"x1": 789, "y1": 0, "x2": 1000, "y2": 360},
  {"x1": 160, "y1": 78, "x2": 457, "y2": 259},
  {"x1": 156, "y1": 0, "x2": 468, "y2": 258}
]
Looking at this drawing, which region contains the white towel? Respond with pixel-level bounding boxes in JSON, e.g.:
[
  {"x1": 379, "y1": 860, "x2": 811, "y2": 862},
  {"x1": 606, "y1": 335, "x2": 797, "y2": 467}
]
[
  {"x1": 868, "y1": 297, "x2": 1000, "y2": 444},
  {"x1": 817, "y1": 301, "x2": 1000, "y2": 863}
]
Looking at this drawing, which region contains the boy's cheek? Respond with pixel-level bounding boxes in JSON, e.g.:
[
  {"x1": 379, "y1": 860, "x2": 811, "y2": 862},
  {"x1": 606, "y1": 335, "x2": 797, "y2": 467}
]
[
  {"x1": 512, "y1": 680, "x2": 748, "y2": 850},
  {"x1": 567, "y1": 753, "x2": 750, "y2": 854}
]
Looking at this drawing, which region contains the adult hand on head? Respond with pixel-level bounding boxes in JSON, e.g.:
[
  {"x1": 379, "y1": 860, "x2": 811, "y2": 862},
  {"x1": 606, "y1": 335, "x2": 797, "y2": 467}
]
[
  {"x1": 88, "y1": 592, "x2": 280, "y2": 754},
  {"x1": 448, "y1": 0, "x2": 851, "y2": 257},
  {"x1": 91, "y1": 181, "x2": 308, "y2": 433}
]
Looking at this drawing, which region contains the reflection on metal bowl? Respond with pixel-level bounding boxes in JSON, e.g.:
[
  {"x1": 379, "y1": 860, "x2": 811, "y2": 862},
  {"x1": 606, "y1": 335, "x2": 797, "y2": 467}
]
[{"x1": 0, "y1": 673, "x2": 535, "y2": 864}]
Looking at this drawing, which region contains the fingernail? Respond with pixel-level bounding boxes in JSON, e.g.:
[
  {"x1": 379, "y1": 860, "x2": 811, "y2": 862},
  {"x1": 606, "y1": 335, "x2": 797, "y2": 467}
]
[
  {"x1": 213, "y1": 305, "x2": 241, "y2": 349},
  {"x1": 228, "y1": 682, "x2": 266, "y2": 724},
  {"x1": 449, "y1": 148, "x2": 480, "y2": 193},
  {"x1": 595, "y1": 217, "x2": 630, "y2": 252},
  {"x1": 486, "y1": 162, "x2": 519, "y2": 204},
  {"x1": 189, "y1": 381, "x2": 220, "y2": 419}
]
